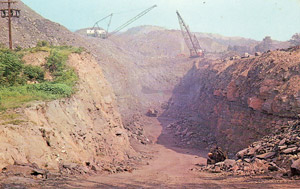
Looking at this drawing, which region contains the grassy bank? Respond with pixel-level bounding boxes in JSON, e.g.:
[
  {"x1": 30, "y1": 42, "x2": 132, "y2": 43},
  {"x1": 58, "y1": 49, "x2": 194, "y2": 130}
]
[{"x1": 0, "y1": 42, "x2": 84, "y2": 111}]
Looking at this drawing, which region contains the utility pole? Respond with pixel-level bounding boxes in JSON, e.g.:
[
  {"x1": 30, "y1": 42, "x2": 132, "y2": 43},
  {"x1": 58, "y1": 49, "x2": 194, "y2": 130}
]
[{"x1": 0, "y1": 0, "x2": 20, "y2": 49}]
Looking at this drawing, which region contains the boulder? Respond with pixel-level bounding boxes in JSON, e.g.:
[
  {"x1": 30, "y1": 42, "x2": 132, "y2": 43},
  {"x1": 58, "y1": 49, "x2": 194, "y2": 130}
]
[
  {"x1": 236, "y1": 148, "x2": 248, "y2": 159},
  {"x1": 255, "y1": 52, "x2": 262, "y2": 56},
  {"x1": 242, "y1": 53, "x2": 250, "y2": 59},
  {"x1": 2, "y1": 164, "x2": 47, "y2": 178},
  {"x1": 291, "y1": 159, "x2": 300, "y2": 176},
  {"x1": 282, "y1": 147, "x2": 298, "y2": 154},
  {"x1": 146, "y1": 109, "x2": 158, "y2": 117},
  {"x1": 268, "y1": 165, "x2": 279, "y2": 172},
  {"x1": 279, "y1": 138, "x2": 287, "y2": 146},
  {"x1": 248, "y1": 97, "x2": 264, "y2": 111},
  {"x1": 278, "y1": 145, "x2": 287, "y2": 150},
  {"x1": 224, "y1": 159, "x2": 236, "y2": 167},
  {"x1": 207, "y1": 147, "x2": 227, "y2": 165},
  {"x1": 256, "y1": 152, "x2": 276, "y2": 160},
  {"x1": 248, "y1": 145, "x2": 261, "y2": 156}
]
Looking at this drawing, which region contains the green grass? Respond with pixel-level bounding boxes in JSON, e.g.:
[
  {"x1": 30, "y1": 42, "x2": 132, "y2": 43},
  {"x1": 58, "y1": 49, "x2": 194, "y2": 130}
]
[
  {"x1": 21, "y1": 44, "x2": 85, "y2": 56},
  {"x1": 0, "y1": 112, "x2": 20, "y2": 120},
  {"x1": 0, "y1": 84, "x2": 73, "y2": 110},
  {"x1": 0, "y1": 42, "x2": 84, "y2": 111},
  {"x1": 2, "y1": 119, "x2": 25, "y2": 125}
]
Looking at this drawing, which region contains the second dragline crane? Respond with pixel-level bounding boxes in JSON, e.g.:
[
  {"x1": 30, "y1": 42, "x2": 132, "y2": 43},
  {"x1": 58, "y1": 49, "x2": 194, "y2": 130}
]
[{"x1": 176, "y1": 11, "x2": 204, "y2": 58}]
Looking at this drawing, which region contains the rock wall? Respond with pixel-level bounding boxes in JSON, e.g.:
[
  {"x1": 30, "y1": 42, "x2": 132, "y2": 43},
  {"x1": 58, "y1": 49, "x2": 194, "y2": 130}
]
[
  {"x1": 163, "y1": 47, "x2": 300, "y2": 153},
  {"x1": 0, "y1": 52, "x2": 135, "y2": 171}
]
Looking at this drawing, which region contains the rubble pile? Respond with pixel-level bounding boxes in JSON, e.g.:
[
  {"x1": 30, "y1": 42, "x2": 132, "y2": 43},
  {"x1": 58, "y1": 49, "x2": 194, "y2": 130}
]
[
  {"x1": 166, "y1": 119, "x2": 216, "y2": 148},
  {"x1": 199, "y1": 120, "x2": 300, "y2": 177},
  {"x1": 2, "y1": 162, "x2": 49, "y2": 179},
  {"x1": 123, "y1": 114, "x2": 151, "y2": 145}
]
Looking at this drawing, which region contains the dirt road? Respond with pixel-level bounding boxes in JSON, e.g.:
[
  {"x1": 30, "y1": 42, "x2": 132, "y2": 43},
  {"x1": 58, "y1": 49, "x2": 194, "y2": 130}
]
[{"x1": 49, "y1": 117, "x2": 299, "y2": 189}]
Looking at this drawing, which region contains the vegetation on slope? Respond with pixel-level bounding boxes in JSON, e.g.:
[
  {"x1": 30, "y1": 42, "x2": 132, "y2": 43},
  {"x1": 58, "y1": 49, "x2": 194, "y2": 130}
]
[{"x1": 0, "y1": 42, "x2": 84, "y2": 111}]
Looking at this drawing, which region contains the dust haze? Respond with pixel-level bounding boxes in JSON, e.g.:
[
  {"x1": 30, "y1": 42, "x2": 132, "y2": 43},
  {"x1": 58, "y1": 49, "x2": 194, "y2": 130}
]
[{"x1": 0, "y1": 0, "x2": 300, "y2": 188}]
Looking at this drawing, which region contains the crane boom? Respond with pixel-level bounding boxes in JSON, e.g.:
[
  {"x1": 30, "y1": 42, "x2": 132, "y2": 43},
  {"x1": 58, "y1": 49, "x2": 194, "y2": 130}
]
[
  {"x1": 109, "y1": 5, "x2": 157, "y2": 37},
  {"x1": 91, "y1": 13, "x2": 113, "y2": 31},
  {"x1": 87, "y1": 13, "x2": 113, "y2": 38},
  {"x1": 176, "y1": 11, "x2": 204, "y2": 58}
]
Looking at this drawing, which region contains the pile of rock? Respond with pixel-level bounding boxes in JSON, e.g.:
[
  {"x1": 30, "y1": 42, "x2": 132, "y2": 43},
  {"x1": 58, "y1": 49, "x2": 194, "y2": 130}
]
[
  {"x1": 199, "y1": 120, "x2": 300, "y2": 177},
  {"x1": 1, "y1": 162, "x2": 49, "y2": 179},
  {"x1": 166, "y1": 119, "x2": 216, "y2": 148},
  {"x1": 200, "y1": 158, "x2": 271, "y2": 176},
  {"x1": 123, "y1": 114, "x2": 151, "y2": 145},
  {"x1": 146, "y1": 109, "x2": 158, "y2": 117}
]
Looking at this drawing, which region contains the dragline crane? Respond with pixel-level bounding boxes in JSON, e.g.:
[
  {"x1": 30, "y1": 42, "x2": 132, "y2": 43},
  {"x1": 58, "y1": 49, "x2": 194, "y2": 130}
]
[
  {"x1": 176, "y1": 11, "x2": 204, "y2": 58},
  {"x1": 87, "y1": 13, "x2": 113, "y2": 38},
  {"x1": 87, "y1": 5, "x2": 157, "y2": 39},
  {"x1": 108, "y1": 5, "x2": 157, "y2": 38}
]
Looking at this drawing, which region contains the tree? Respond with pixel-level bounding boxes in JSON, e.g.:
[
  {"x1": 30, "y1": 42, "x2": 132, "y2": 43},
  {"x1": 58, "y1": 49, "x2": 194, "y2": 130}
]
[
  {"x1": 254, "y1": 36, "x2": 273, "y2": 52},
  {"x1": 289, "y1": 33, "x2": 300, "y2": 46}
]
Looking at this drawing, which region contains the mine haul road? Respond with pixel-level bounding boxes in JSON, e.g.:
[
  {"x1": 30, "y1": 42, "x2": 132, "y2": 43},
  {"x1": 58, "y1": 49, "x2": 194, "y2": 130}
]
[{"x1": 60, "y1": 117, "x2": 300, "y2": 189}]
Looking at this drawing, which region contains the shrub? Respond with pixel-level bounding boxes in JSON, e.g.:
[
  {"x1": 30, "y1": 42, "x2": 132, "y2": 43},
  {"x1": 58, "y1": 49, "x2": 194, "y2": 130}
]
[
  {"x1": 54, "y1": 69, "x2": 78, "y2": 86},
  {"x1": 45, "y1": 49, "x2": 78, "y2": 86},
  {"x1": 0, "y1": 49, "x2": 24, "y2": 86},
  {"x1": 23, "y1": 65, "x2": 45, "y2": 82},
  {"x1": 45, "y1": 50, "x2": 67, "y2": 73},
  {"x1": 73, "y1": 47, "x2": 85, "y2": 54},
  {"x1": 15, "y1": 46, "x2": 22, "y2": 52},
  {"x1": 289, "y1": 33, "x2": 300, "y2": 46},
  {"x1": 28, "y1": 82, "x2": 73, "y2": 97},
  {"x1": 36, "y1": 40, "x2": 50, "y2": 47},
  {"x1": 0, "y1": 45, "x2": 80, "y2": 111}
]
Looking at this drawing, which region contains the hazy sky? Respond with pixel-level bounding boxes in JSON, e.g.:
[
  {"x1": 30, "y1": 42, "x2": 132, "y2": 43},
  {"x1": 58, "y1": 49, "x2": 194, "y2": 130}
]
[{"x1": 21, "y1": 0, "x2": 300, "y2": 41}]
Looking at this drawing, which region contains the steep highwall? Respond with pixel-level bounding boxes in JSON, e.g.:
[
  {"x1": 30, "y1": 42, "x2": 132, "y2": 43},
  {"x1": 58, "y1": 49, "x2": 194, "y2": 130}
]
[
  {"x1": 163, "y1": 47, "x2": 300, "y2": 153},
  {"x1": 0, "y1": 52, "x2": 135, "y2": 171}
]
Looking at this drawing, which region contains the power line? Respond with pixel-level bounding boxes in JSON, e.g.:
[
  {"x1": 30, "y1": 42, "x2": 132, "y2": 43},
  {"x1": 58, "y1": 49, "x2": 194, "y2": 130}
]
[{"x1": 113, "y1": 6, "x2": 152, "y2": 15}]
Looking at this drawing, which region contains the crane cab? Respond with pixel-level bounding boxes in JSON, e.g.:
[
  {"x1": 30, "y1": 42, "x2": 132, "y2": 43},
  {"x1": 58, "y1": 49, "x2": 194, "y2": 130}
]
[
  {"x1": 86, "y1": 28, "x2": 108, "y2": 39},
  {"x1": 196, "y1": 49, "x2": 204, "y2": 57},
  {"x1": 190, "y1": 49, "x2": 204, "y2": 58}
]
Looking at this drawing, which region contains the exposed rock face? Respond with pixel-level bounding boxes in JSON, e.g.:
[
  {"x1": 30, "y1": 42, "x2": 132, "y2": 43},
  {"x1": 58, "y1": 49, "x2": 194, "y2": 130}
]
[
  {"x1": 0, "y1": 52, "x2": 135, "y2": 171},
  {"x1": 163, "y1": 47, "x2": 300, "y2": 152}
]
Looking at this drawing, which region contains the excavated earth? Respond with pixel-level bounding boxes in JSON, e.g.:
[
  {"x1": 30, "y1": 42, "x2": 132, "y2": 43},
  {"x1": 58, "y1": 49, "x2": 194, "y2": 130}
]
[
  {"x1": 1, "y1": 0, "x2": 300, "y2": 188},
  {"x1": 163, "y1": 47, "x2": 300, "y2": 154}
]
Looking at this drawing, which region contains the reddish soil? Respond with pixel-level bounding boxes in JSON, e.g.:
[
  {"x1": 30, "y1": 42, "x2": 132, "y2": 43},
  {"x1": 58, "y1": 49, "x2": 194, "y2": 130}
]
[{"x1": 47, "y1": 116, "x2": 300, "y2": 188}]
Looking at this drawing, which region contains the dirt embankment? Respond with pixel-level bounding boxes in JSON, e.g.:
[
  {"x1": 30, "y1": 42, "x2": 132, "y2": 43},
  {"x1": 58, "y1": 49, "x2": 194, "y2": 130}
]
[
  {"x1": 163, "y1": 47, "x2": 300, "y2": 153},
  {"x1": 0, "y1": 52, "x2": 135, "y2": 173}
]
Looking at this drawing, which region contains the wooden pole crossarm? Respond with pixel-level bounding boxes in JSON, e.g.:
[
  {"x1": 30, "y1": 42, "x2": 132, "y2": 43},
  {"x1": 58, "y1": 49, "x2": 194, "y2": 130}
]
[
  {"x1": 0, "y1": 0, "x2": 20, "y2": 49},
  {"x1": 0, "y1": 1, "x2": 17, "y2": 3},
  {"x1": 1, "y1": 9, "x2": 21, "y2": 18}
]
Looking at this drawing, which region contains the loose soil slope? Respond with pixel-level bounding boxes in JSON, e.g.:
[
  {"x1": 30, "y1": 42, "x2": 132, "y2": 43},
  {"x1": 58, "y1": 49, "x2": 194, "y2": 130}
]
[{"x1": 0, "y1": 51, "x2": 135, "y2": 172}]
